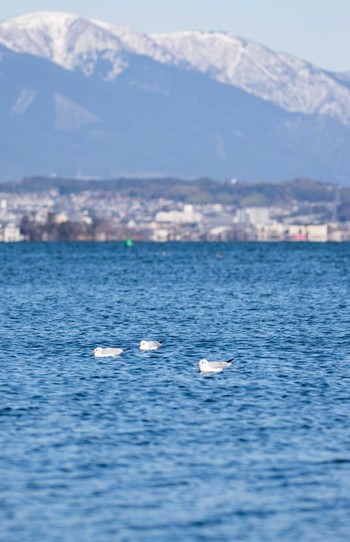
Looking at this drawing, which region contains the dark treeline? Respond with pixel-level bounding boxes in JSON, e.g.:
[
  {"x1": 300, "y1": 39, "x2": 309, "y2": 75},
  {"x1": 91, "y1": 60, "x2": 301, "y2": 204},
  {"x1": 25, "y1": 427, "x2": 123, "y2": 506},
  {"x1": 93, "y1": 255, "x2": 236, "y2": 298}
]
[{"x1": 19, "y1": 214, "x2": 100, "y2": 242}]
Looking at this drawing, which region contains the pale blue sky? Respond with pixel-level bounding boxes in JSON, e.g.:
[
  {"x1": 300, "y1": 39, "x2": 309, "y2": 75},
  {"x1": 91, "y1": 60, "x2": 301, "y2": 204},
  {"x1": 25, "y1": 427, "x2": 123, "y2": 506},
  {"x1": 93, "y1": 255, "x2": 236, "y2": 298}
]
[{"x1": 1, "y1": 0, "x2": 349, "y2": 72}]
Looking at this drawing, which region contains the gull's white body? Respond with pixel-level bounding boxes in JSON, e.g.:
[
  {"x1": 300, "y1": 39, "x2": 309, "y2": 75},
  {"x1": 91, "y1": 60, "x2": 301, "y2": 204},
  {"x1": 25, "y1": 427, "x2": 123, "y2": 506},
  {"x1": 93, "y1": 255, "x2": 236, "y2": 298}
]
[
  {"x1": 93, "y1": 347, "x2": 128, "y2": 358},
  {"x1": 138, "y1": 340, "x2": 163, "y2": 351},
  {"x1": 198, "y1": 358, "x2": 233, "y2": 373}
]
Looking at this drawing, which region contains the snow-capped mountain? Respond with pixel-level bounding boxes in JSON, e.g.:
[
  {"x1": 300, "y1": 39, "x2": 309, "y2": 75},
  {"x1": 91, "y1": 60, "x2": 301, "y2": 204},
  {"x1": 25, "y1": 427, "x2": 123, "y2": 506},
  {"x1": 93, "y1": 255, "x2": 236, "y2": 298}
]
[
  {"x1": 0, "y1": 11, "x2": 173, "y2": 79},
  {"x1": 153, "y1": 31, "x2": 350, "y2": 125},
  {"x1": 0, "y1": 11, "x2": 350, "y2": 183},
  {"x1": 1, "y1": 11, "x2": 350, "y2": 124}
]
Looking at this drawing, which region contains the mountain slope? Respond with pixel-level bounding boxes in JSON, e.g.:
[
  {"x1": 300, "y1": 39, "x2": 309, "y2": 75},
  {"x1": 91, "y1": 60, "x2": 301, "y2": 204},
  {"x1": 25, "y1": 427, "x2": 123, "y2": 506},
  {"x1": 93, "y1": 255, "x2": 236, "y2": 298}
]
[
  {"x1": 0, "y1": 12, "x2": 350, "y2": 183},
  {"x1": 0, "y1": 11, "x2": 172, "y2": 79},
  {"x1": 152, "y1": 31, "x2": 350, "y2": 125},
  {"x1": 1, "y1": 43, "x2": 350, "y2": 182},
  {"x1": 1, "y1": 11, "x2": 350, "y2": 125}
]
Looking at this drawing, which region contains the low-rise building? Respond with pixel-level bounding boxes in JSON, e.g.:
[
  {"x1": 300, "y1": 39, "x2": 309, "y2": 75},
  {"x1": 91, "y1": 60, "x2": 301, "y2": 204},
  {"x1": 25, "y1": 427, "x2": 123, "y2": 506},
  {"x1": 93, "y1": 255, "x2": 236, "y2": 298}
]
[
  {"x1": 286, "y1": 225, "x2": 307, "y2": 241},
  {"x1": 2, "y1": 223, "x2": 23, "y2": 242},
  {"x1": 306, "y1": 224, "x2": 328, "y2": 242},
  {"x1": 256, "y1": 223, "x2": 285, "y2": 242}
]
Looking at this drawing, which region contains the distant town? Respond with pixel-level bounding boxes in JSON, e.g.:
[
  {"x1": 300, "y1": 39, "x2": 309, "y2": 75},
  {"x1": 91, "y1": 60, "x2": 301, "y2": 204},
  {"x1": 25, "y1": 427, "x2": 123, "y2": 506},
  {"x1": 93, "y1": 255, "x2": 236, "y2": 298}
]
[{"x1": 1, "y1": 176, "x2": 350, "y2": 243}]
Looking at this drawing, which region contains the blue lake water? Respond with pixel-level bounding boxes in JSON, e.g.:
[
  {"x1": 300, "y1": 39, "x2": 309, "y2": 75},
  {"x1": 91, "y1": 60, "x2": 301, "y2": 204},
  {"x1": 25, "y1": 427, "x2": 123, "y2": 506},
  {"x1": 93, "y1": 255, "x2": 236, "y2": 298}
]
[{"x1": 1, "y1": 242, "x2": 350, "y2": 541}]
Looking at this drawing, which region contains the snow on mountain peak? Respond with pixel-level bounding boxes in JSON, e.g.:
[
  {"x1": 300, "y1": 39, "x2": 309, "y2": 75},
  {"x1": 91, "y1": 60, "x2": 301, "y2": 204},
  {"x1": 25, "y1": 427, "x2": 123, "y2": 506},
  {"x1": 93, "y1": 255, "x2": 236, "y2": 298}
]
[
  {"x1": 1, "y1": 11, "x2": 350, "y2": 124},
  {"x1": 152, "y1": 30, "x2": 350, "y2": 124},
  {"x1": 0, "y1": 11, "x2": 174, "y2": 79},
  {"x1": 152, "y1": 30, "x2": 245, "y2": 77},
  {"x1": 0, "y1": 12, "x2": 79, "y2": 63},
  {"x1": 1, "y1": 10, "x2": 78, "y2": 27}
]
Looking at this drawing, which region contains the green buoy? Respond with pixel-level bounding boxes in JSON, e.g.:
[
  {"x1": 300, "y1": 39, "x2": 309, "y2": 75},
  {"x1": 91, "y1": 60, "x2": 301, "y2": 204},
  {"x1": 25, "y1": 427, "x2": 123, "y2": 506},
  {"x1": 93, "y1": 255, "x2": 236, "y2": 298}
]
[{"x1": 124, "y1": 236, "x2": 133, "y2": 247}]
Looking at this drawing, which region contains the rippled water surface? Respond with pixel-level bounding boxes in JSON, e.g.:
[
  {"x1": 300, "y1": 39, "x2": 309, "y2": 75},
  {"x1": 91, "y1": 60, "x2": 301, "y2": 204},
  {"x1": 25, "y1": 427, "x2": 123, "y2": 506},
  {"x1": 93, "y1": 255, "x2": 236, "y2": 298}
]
[{"x1": 1, "y1": 242, "x2": 350, "y2": 541}]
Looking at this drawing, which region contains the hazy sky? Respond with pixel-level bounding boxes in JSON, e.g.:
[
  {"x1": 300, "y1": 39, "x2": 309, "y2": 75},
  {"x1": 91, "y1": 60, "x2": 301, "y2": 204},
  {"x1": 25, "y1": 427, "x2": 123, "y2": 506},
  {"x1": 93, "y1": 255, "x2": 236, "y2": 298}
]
[{"x1": 1, "y1": 0, "x2": 349, "y2": 72}]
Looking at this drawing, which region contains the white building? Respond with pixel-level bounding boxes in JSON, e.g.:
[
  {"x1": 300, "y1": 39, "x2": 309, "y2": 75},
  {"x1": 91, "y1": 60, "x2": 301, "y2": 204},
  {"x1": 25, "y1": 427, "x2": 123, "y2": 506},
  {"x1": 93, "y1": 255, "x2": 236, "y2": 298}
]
[
  {"x1": 155, "y1": 204, "x2": 202, "y2": 224},
  {"x1": 236, "y1": 207, "x2": 271, "y2": 226},
  {"x1": 306, "y1": 224, "x2": 328, "y2": 242},
  {"x1": 2, "y1": 223, "x2": 23, "y2": 242}
]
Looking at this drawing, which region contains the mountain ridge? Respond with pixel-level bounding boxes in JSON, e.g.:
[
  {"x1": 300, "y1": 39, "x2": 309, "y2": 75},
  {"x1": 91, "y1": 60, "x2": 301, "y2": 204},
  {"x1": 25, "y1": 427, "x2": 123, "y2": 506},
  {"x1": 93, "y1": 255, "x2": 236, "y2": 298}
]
[
  {"x1": 1, "y1": 12, "x2": 350, "y2": 183},
  {"x1": 1, "y1": 11, "x2": 349, "y2": 124}
]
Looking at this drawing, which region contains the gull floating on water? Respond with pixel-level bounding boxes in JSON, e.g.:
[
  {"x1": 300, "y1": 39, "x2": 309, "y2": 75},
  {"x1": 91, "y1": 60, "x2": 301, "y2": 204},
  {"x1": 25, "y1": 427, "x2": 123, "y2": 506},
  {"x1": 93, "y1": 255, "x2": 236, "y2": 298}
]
[
  {"x1": 93, "y1": 347, "x2": 129, "y2": 358},
  {"x1": 198, "y1": 358, "x2": 233, "y2": 373},
  {"x1": 138, "y1": 340, "x2": 163, "y2": 351}
]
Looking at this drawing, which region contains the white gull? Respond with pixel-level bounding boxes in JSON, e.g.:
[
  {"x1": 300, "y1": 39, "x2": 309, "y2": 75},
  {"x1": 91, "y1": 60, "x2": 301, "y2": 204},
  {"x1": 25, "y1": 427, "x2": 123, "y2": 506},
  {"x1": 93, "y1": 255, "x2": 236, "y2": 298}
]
[
  {"x1": 93, "y1": 347, "x2": 129, "y2": 358},
  {"x1": 198, "y1": 358, "x2": 233, "y2": 373},
  {"x1": 138, "y1": 340, "x2": 163, "y2": 351}
]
